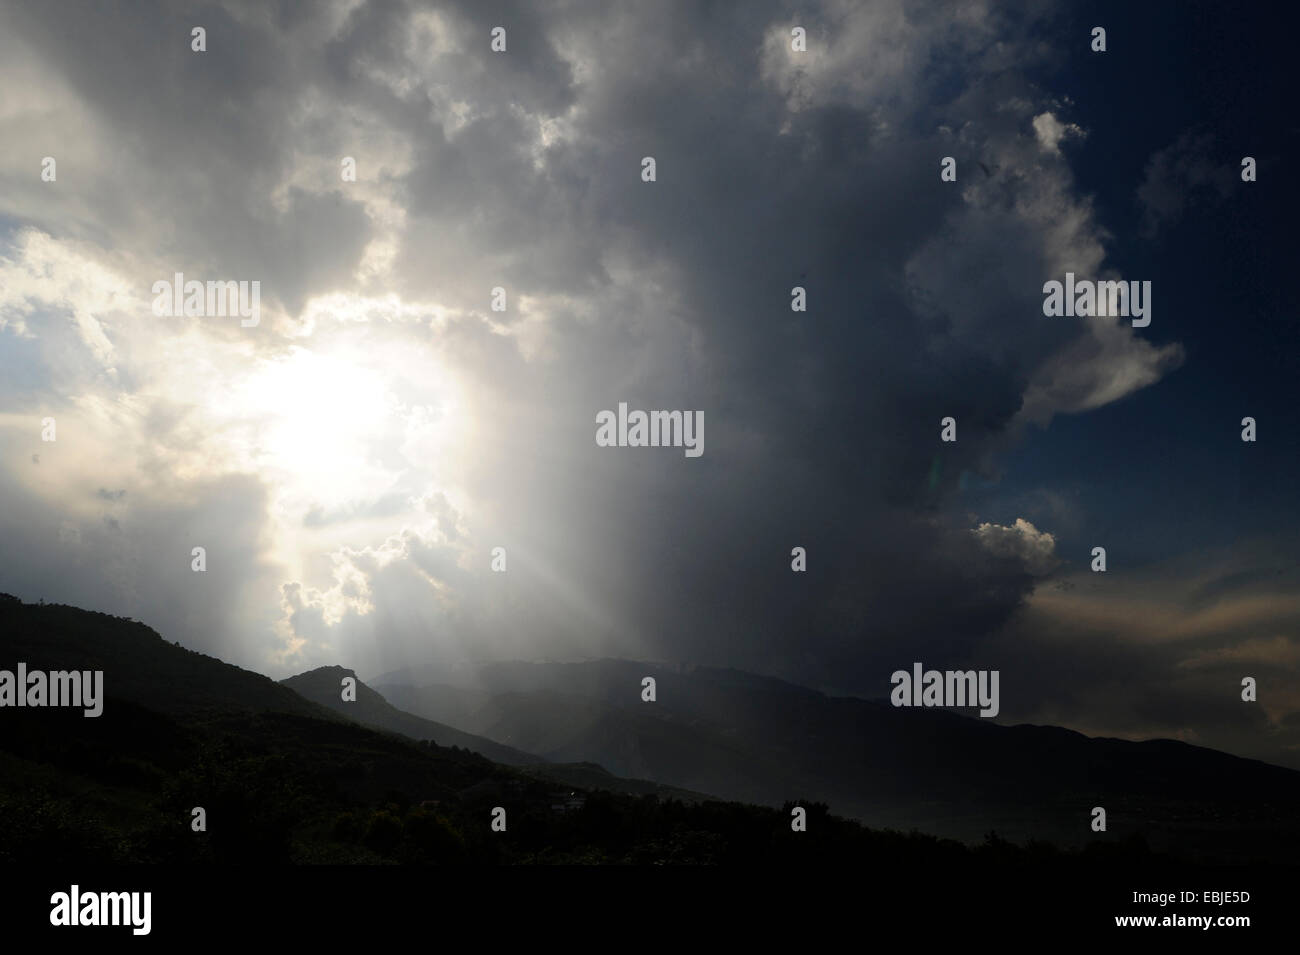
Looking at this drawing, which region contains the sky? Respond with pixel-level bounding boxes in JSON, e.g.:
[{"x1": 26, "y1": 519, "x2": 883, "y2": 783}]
[{"x1": 0, "y1": 0, "x2": 1296, "y2": 768}]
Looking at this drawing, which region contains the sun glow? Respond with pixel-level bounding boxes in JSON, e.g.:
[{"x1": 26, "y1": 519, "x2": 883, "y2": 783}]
[
  {"x1": 230, "y1": 346, "x2": 396, "y2": 506},
  {"x1": 222, "y1": 329, "x2": 467, "y2": 528}
]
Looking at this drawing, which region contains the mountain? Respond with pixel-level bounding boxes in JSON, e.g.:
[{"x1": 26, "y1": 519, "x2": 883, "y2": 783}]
[
  {"x1": 0, "y1": 594, "x2": 529, "y2": 863},
  {"x1": 0, "y1": 596, "x2": 759, "y2": 864},
  {"x1": 3, "y1": 594, "x2": 1295, "y2": 867},
  {"x1": 373, "y1": 659, "x2": 1300, "y2": 862},
  {"x1": 281, "y1": 665, "x2": 719, "y2": 805},
  {"x1": 281, "y1": 666, "x2": 544, "y2": 766}
]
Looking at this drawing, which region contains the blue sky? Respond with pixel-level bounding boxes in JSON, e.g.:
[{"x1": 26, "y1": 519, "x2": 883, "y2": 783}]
[{"x1": 968, "y1": 0, "x2": 1297, "y2": 564}]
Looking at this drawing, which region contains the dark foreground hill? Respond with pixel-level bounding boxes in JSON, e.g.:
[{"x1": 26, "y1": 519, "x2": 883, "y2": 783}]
[{"x1": 373, "y1": 659, "x2": 1300, "y2": 863}]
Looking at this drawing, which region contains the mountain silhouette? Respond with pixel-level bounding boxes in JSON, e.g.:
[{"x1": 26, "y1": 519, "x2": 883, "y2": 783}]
[
  {"x1": 0, "y1": 596, "x2": 747, "y2": 863},
  {"x1": 282, "y1": 666, "x2": 544, "y2": 766},
  {"x1": 374, "y1": 659, "x2": 1300, "y2": 862},
  {"x1": 3, "y1": 594, "x2": 1296, "y2": 866}
]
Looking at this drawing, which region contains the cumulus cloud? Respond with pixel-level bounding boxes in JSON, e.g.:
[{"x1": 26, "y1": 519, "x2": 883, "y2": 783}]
[
  {"x1": 972, "y1": 518, "x2": 1059, "y2": 575},
  {"x1": 1031, "y1": 111, "x2": 1084, "y2": 155}
]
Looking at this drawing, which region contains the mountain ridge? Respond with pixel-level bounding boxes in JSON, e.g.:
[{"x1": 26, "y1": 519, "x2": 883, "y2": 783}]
[
  {"x1": 5, "y1": 594, "x2": 1298, "y2": 865},
  {"x1": 281, "y1": 665, "x2": 545, "y2": 766},
  {"x1": 372, "y1": 657, "x2": 1300, "y2": 859}
]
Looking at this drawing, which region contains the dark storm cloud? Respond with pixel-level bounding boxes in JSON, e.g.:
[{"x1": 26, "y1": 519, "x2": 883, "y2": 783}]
[
  {"x1": 364, "y1": 0, "x2": 1164, "y2": 689},
  {"x1": 0, "y1": 0, "x2": 1223, "y2": 738}
]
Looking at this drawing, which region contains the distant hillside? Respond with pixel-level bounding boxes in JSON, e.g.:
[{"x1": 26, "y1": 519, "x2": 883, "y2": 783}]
[
  {"x1": 280, "y1": 666, "x2": 716, "y2": 804},
  {"x1": 515, "y1": 761, "x2": 713, "y2": 804},
  {"x1": 375, "y1": 658, "x2": 1300, "y2": 863},
  {"x1": 281, "y1": 666, "x2": 544, "y2": 766}
]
